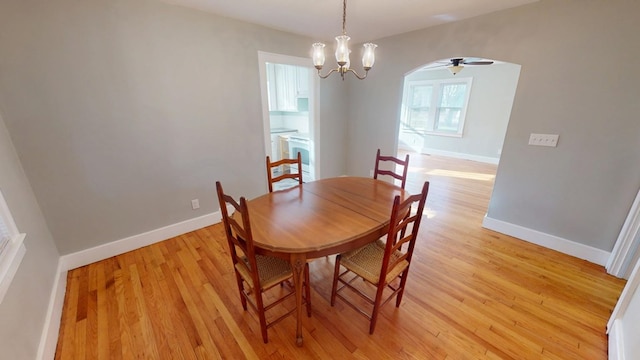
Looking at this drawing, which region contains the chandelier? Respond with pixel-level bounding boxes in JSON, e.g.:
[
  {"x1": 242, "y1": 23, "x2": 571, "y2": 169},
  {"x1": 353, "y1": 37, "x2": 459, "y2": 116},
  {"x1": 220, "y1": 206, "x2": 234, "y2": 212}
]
[{"x1": 311, "y1": 0, "x2": 377, "y2": 80}]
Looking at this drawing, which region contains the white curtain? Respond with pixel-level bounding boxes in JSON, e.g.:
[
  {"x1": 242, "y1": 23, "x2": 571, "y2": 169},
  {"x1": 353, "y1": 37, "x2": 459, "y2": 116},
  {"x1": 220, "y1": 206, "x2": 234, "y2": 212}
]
[{"x1": 0, "y1": 217, "x2": 10, "y2": 255}]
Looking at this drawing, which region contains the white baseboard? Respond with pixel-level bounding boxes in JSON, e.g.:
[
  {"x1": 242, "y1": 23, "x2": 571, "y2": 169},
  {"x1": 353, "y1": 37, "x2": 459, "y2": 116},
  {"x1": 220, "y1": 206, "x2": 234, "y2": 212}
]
[
  {"x1": 59, "y1": 212, "x2": 221, "y2": 272},
  {"x1": 37, "y1": 262, "x2": 67, "y2": 360},
  {"x1": 608, "y1": 319, "x2": 625, "y2": 360},
  {"x1": 40, "y1": 211, "x2": 221, "y2": 359},
  {"x1": 421, "y1": 147, "x2": 500, "y2": 165},
  {"x1": 482, "y1": 215, "x2": 611, "y2": 266}
]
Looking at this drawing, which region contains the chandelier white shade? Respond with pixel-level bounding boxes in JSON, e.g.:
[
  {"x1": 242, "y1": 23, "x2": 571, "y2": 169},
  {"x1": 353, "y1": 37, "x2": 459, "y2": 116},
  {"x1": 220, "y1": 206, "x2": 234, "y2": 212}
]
[{"x1": 312, "y1": 0, "x2": 377, "y2": 80}]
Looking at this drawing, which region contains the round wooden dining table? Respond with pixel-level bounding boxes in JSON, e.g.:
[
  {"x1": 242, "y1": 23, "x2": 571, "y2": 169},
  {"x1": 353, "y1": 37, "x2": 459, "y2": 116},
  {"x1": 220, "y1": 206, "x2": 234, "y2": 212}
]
[{"x1": 244, "y1": 176, "x2": 408, "y2": 346}]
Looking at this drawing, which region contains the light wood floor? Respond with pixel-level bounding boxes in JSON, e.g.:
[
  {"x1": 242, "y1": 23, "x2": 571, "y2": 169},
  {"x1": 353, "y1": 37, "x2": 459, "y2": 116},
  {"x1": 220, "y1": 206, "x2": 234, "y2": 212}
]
[{"x1": 55, "y1": 153, "x2": 626, "y2": 359}]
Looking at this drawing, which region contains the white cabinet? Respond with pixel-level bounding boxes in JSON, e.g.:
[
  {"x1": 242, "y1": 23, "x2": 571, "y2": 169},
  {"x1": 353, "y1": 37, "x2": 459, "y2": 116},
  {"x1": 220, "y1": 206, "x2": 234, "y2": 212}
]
[
  {"x1": 296, "y1": 67, "x2": 309, "y2": 98},
  {"x1": 267, "y1": 64, "x2": 297, "y2": 112},
  {"x1": 267, "y1": 64, "x2": 311, "y2": 111}
]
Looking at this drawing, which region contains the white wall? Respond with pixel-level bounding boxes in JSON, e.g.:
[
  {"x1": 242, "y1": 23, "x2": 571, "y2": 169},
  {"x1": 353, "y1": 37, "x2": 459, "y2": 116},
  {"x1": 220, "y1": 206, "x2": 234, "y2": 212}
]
[
  {"x1": 0, "y1": 113, "x2": 60, "y2": 359},
  {"x1": 621, "y1": 287, "x2": 640, "y2": 359},
  {"x1": 609, "y1": 258, "x2": 640, "y2": 360},
  {"x1": 345, "y1": 0, "x2": 640, "y2": 253}
]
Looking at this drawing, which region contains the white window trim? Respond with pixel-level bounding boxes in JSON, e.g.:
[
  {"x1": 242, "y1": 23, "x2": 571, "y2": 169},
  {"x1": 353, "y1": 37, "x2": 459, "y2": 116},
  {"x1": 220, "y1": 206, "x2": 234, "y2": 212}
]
[
  {"x1": 0, "y1": 189, "x2": 26, "y2": 304},
  {"x1": 401, "y1": 77, "x2": 473, "y2": 138}
]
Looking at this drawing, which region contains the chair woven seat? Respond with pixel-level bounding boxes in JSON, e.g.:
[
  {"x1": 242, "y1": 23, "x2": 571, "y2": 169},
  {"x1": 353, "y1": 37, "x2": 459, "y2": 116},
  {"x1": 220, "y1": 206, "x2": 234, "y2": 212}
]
[
  {"x1": 340, "y1": 241, "x2": 408, "y2": 285},
  {"x1": 236, "y1": 255, "x2": 293, "y2": 290}
]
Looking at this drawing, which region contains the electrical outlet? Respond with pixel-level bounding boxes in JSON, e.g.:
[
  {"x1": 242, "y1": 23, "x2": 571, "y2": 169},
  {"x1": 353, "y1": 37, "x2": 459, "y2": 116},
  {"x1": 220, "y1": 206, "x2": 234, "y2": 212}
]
[
  {"x1": 191, "y1": 199, "x2": 200, "y2": 210},
  {"x1": 528, "y1": 133, "x2": 559, "y2": 147},
  {"x1": 369, "y1": 170, "x2": 374, "y2": 177}
]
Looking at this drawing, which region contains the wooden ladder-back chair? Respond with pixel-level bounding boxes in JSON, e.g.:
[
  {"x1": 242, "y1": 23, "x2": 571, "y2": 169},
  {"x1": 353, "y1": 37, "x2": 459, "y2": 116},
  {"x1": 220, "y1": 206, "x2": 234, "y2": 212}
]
[
  {"x1": 373, "y1": 149, "x2": 410, "y2": 189},
  {"x1": 215, "y1": 181, "x2": 311, "y2": 343},
  {"x1": 330, "y1": 181, "x2": 429, "y2": 334},
  {"x1": 266, "y1": 152, "x2": 303, "y2": 192}
]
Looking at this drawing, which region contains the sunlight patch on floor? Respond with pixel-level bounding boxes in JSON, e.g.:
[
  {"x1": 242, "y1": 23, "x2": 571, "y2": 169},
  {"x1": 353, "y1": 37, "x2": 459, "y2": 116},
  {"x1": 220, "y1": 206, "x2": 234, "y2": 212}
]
[
  {"x1": 424, "y1": 169, "x2": 495, "y2": 181},
  {"x1": 411, "y1": 205, "x2": 437, "y2": 219},
  {"x1": 424, "y1": 208, "x2": 437, "y2": 219}
]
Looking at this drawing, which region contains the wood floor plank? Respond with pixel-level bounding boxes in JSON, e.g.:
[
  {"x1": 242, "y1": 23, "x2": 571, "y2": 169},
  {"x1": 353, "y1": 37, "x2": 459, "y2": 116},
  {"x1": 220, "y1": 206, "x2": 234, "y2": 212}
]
[
  {"x1": 104, "y1": 258, "x2": 123, "y2": 360},
  {"x1": 132, "y1": 249, "x2": 171, "y2": 359},
  {"x1": 56, "y1": 272, "x2": 78, "y2": 360},
  {"x1": 55, "y1": 153, "x2": 626, "y2": 359},
  {"x1": 113, "y1": 267, "x2": 135, "y2": 359},
  {"x1": 94, "y1": 262, "x2": 110, "y2": 360},
  {"x1": 128, "y1": 261, "x2": 162, "y2": 359}
]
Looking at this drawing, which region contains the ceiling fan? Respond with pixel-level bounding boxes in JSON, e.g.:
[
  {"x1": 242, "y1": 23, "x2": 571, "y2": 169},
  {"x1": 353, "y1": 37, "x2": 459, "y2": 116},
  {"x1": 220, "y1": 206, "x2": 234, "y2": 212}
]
[{"x1": 445, "y1": 58, "x2": 494, "y2": 75}]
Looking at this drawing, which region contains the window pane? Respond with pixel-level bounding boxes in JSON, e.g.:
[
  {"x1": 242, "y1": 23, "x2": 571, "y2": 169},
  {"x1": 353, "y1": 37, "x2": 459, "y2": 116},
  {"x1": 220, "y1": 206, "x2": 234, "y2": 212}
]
[
  {"x1": 404, "y1": 84, "x2": 433, "y2": 130},
  {"x1": 435, "y1": 83, "x2": 467, "y2": 133},
  {"x1": 411, "y1": 85, "x2": 432, "y2": 107},
  {"x1": 435, "y1": 108, "x2": 462, "y2": 132},
  {"x1": 407, "y1": 108, "x2": 429, "y2": 130},
  {"x1": 440, "y1": 83, "x2": 467, "y2": 107},
  {"x1": 402, "y1": 78, "x2": 471, "y2": 137}
]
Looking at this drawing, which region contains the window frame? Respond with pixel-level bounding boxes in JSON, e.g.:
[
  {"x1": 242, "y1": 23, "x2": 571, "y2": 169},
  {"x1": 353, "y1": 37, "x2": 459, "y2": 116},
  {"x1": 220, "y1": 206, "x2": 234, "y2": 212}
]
[
  {"x1": 401, "y1": 77, "x2": 473, "y2": 138},
  {"x1": 0, "y1": 188, "x2": 27, "y2": 304}
]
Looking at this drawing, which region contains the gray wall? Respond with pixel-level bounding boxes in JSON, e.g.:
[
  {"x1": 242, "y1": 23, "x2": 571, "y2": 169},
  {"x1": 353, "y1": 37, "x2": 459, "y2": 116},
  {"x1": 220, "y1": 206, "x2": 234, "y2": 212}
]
[
  {"x1": 0, "y1": 0, "x2": 349, "y2": 255},
  {"x1": 346, "y1": 0, "x2": 640, "y2": 252},
  {"x1": 0, "y1": 114, "x2": 60, "y2": 359},
  {"x1": 403, "y1": 63, "x2": 520, "y2": 160}
]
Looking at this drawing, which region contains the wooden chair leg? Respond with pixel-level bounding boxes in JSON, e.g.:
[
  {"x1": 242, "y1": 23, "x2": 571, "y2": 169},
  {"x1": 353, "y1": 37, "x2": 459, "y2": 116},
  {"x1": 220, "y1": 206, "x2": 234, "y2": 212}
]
[
  {"x1": 234, "y1": 271, "x2": 248, "y2": 310},
  {"x1": 305, "y1": 262, "x2": 312, "y2": 317},
  {"x1": 369, "y1": 281, "x2": 387, "y2": 334},
  {"x1": 254, "y1": 291, "x2": 269, "y2": 343},
  {"x1": 395, "y1": 270, "x2": 410, "y2": 307},
  {"x1": 330, "y1": 255, "x2": 342, "y2": 306}
]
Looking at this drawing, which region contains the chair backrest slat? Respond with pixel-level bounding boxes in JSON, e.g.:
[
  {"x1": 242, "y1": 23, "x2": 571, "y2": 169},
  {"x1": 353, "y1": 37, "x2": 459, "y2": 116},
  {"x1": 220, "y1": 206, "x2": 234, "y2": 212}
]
[
  {"x1": 266, "y1": 152, "x2": 303, "y2": 192},
  {"x1": 216, "y1": 181, "x2": 260, "y2": 282},
  {"x1": 379, "y1": 181, "x2": 429, "y2": 283},
  {"x1": 373, "y1": 149, "x2": 410, "y2": 189}
]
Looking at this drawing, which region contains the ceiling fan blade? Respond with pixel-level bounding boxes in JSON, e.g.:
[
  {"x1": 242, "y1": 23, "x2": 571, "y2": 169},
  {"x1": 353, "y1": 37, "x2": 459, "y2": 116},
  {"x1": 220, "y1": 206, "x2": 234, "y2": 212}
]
[
  {"x1": 462, "y1": 60, "x2": 494, "y2": 65},
  {"x1": 421, "y1": 63, "x2": 450, "y2": 70}
]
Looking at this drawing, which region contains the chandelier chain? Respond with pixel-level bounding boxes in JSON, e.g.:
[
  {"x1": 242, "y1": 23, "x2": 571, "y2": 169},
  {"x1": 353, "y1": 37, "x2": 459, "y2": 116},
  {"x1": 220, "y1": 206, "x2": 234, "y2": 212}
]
[{"x1": 342, "y1": 0, "x2": 347, "y2": 35}]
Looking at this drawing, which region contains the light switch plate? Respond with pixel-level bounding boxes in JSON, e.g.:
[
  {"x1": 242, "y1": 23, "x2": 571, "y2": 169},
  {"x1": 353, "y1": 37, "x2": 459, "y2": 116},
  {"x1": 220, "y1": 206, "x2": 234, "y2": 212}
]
[{"x1": 528, "y1": 133, "x2": 559, "y2": 147}]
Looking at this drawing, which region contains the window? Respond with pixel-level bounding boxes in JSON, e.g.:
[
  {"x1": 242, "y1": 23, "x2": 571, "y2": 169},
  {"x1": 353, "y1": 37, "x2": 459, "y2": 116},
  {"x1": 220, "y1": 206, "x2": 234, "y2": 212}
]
[
  {"x1": 401, "y1": 78, "x2": 473, "y2": 137},
  {"x1": 0, "y1": 189, "x2": 26, "y2": 304}
]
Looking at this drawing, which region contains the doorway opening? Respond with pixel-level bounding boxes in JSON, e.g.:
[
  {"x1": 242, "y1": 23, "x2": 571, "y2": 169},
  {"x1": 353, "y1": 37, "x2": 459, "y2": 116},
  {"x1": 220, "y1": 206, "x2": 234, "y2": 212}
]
[
  {"x1": 398, "y1": 57, "x2": 520, "y2": 164},
  {"x1": 397, "y1": 57, "x2": 521, "y2": 215},
  {"x1": 258, "y1": 52, "x2": 319, "y2": 185}
]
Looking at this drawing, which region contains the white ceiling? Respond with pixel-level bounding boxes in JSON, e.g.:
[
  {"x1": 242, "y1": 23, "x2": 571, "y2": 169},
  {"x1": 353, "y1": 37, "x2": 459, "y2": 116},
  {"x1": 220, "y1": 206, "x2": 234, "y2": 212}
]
[{"x1": 159, "y1": 0, "x2": 539, "y2": 43}]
